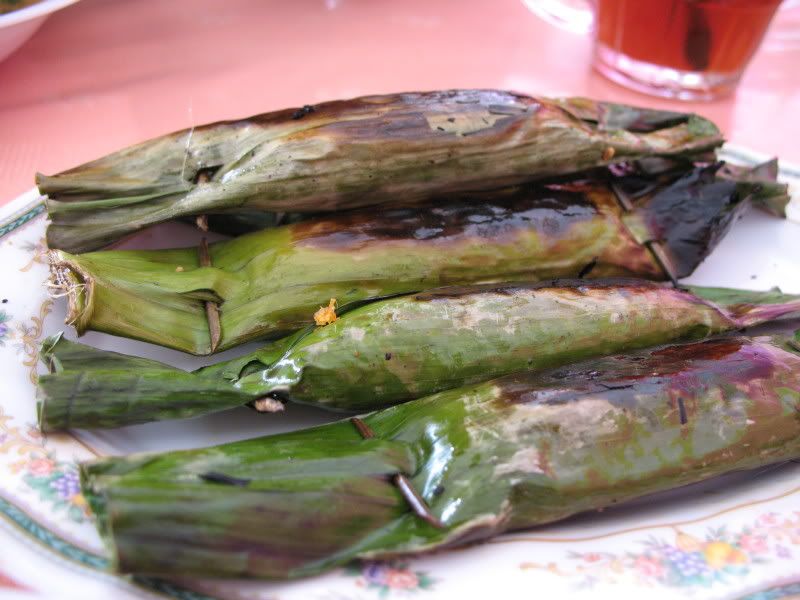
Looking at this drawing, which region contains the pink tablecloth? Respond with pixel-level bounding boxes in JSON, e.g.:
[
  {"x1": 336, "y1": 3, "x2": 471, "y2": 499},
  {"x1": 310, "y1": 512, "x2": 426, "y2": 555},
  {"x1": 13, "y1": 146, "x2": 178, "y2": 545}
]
[{"x1": 0, "y1": 0, "x2": 799, "y2": 201}]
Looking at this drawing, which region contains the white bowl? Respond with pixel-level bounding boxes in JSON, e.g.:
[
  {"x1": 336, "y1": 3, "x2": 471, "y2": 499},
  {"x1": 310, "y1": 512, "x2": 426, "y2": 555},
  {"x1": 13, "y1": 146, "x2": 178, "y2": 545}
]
[{"x1": 0, "y1": 0, "x2": 79, "y2": 63}]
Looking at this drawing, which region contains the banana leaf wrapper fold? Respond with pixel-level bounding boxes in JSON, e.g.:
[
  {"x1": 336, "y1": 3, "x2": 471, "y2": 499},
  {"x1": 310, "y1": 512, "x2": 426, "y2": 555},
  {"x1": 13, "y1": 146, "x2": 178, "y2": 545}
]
[
  {"x1": 192, "y1": 157, "x2": 791, "y2": 236},
  {"x1": 47, "y1": 162, "x2": 784, "y2": 355},
  {"x1": 38, "y1": 280, "x2": 800, "y2": 430},
  {"x1": 39, "y1": 90, "x2": 725, "y2": 253},
  {"x1": 80, "y1": 331, "x2": 800, "y2": 579}
]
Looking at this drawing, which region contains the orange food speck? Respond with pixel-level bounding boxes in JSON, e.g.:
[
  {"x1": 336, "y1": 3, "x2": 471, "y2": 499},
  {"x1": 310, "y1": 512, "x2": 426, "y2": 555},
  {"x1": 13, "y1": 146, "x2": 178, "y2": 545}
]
[{"x1": 314, "y1": 298, "x2": 338, "y2": 326}]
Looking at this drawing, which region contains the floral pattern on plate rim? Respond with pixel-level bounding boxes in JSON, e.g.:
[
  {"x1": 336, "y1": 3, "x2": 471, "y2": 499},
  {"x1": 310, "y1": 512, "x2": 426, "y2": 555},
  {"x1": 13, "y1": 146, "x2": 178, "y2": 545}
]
[
  {"x1": 9, "y1": 298, "x2": 53, "y2": 384},
  {"x1": 345, "y1": 561, "x2": 436, "y2": 597},
  {"x1": 0, "y1": 309, "x2": 11, "y2": 346},
  {"x1": 520, "y1": 512, "x2": 800, "y2": 591},
  {"x1": 1, "y1": 408, "x2": 89, "y2": 524},
  {"x1": 0, "y1": 282, "x2": 83, "y2": 522}
]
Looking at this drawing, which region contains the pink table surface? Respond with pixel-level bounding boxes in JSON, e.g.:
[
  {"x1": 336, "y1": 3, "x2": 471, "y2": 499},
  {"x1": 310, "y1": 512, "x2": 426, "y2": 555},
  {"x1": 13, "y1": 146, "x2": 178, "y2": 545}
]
[{"x1": 1, "y1": 0, "x2": 799, "y2": 205}]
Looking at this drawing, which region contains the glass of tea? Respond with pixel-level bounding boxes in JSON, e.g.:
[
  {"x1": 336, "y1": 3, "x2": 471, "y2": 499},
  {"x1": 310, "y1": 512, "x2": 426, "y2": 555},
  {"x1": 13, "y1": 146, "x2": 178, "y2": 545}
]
[{"x1": 524, "y1": 0, "x2": 784, "y2": 100}]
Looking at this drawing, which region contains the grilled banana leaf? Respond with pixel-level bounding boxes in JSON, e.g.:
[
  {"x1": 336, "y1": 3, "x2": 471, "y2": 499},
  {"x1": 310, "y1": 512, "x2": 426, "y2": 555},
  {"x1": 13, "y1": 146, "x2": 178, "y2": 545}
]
[
  {"x1": 47, "y1": 163, "x2": 781, "y2": 355},
  {"x1": 79, "y1": 331, "x2": 800, "y2": 579},
  {"x1": 38, "y1": 280, "x2": 800, "y2": 430},
  {"x1": 193, "y1": 159, "x2": 790, "y2": 236},
  {"x1": 38, "y1": 90, "x2": 724, "y2": 252}
]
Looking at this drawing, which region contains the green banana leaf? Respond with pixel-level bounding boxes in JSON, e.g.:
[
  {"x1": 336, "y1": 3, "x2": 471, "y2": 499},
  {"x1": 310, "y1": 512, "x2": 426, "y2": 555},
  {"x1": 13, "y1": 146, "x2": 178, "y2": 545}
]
[
  {"x1": 47, "y1": 163, "x2": 782, "y2": 355},
  {"x1": 38, "y1": 90, "x2": 724, "y2": 252},
  {"x1": 80, "y1": 331, "x2": 800, "y2": 579},
  {"x1": 187, "y1": 159, "x2": 789, "y2": 237},
  {"x1": 38, "y1": 280, "x2": 800, "y2": 430}
]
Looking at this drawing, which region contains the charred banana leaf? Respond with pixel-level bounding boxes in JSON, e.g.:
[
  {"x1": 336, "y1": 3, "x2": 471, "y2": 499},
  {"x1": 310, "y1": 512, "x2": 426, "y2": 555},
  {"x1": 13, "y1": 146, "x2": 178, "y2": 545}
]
[
  {"x1": 79, "y1": 331, "x2": 800, "y2": 579},
  {"x1": 39, "y1": 90, "x2": 724, "y2": 252},
  {"x1": 189, "y1": 159, "x2": 791, "y2": 237},
  {"x1": 47, "y1": 163, "x2": 781, "y2": 355},
  {"x1": 38, "y1": 280, "x2": 800, "y2": 430}
]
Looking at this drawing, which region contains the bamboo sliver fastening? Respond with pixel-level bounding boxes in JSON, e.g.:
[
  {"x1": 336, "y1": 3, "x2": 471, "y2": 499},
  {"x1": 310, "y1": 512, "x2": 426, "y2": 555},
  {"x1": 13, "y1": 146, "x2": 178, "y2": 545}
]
[
  {"x1": 198, "y1": 238, "x2": 221, "y2": 353},
  {"x1": 645, "y1": 240, "x2": 681, "y2": 288},
  {"x1": 610, "y1": 181, "x2": 681, "y2": 287},
  {"x1": 349, "y1": 417, "x2": 444, "y2": 528}
]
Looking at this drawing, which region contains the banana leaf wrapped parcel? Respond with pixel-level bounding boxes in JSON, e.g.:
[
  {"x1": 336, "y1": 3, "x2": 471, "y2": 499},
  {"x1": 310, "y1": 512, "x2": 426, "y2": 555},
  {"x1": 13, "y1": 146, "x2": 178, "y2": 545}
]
[
  {"x1": 38, "y1": 90, "x2": 726, "y2": 253},
  {"x1": 191, "y1": 159, "x2": 790, "y2": 236},
  {"x1": 38, "y1": 280, "x2": 800, "y2": 430},
  {"x1": 79, "y1": 331, "x2": 800, "y2": 579},
  {"x1": 47, "y1": 163, "x2": 785, "y2": 355}
]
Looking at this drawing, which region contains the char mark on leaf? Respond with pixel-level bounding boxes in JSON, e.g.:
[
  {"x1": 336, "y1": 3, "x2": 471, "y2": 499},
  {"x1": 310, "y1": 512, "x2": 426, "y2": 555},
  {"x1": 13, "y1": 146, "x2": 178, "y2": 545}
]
[
  {"x1": 199, "y1": 471, "x2": 252, "y2": 487},
  {"x1": 578, "y1": 258, "x2": 598, "y2": 278},
  {"x1": 291, "y1": 105, "x2": 316, "y2": 120},
  {"x1": 677, "y1": 397, "x2": 688, "y2": 425}
]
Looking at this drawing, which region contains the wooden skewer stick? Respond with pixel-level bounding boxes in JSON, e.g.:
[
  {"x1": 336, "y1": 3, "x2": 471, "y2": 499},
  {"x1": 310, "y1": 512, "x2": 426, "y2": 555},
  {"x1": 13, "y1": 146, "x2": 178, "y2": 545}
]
[{"x1": 350, "y1": 417, "x2": 444, "y2": 528}]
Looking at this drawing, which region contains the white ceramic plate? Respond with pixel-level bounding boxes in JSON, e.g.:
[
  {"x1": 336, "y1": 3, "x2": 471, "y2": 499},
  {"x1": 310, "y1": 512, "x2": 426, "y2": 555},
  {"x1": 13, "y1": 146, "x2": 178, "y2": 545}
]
[{"x1": 1, "y1": 145, "x2": 799, "y2": 600}]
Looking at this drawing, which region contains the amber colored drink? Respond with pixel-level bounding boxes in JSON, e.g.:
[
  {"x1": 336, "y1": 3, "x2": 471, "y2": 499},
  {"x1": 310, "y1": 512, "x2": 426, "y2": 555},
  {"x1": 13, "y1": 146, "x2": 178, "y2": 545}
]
[{"x1": 594, "y1": 0, "x2": 782, "y2": 99}]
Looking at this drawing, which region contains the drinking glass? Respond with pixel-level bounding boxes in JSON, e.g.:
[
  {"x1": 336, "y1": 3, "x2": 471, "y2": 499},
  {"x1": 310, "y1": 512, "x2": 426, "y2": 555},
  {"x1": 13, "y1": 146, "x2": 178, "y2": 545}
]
[{"x1": 524, "y1": 0, "x2": 784, "y2": 100}]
